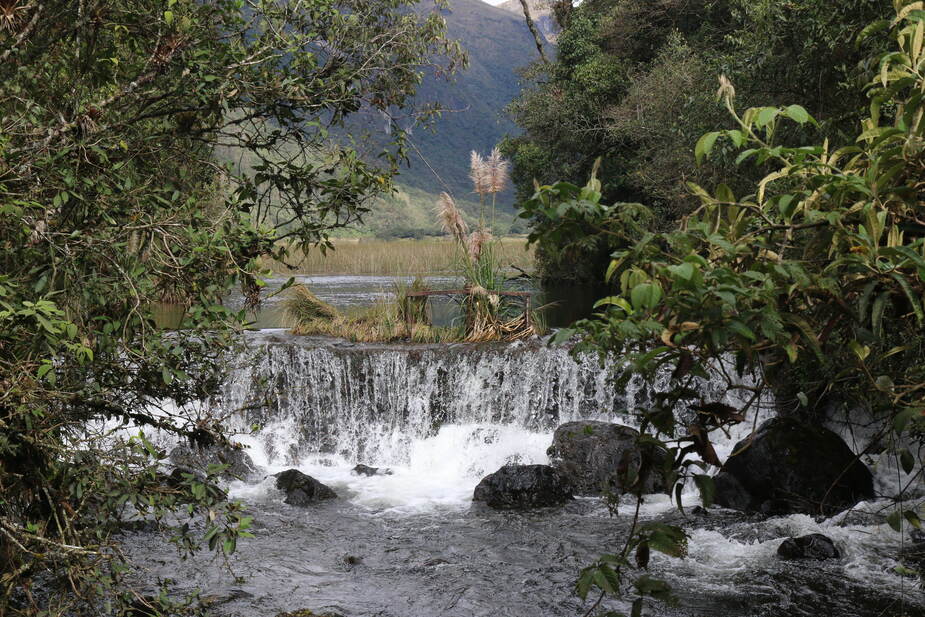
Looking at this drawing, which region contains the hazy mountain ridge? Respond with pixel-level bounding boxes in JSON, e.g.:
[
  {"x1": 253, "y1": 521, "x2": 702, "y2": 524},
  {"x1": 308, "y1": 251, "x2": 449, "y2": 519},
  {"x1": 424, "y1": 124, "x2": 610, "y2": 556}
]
[{"x1": 339, "y1": 0, "x2": 547, "y2": 237}]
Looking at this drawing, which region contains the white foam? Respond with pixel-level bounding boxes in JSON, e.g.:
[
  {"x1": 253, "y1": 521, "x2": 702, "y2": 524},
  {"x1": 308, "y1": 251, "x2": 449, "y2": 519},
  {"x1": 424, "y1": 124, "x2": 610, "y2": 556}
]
[{"x1": 231, "y1": 422, "x2": 552, "y2": 514}]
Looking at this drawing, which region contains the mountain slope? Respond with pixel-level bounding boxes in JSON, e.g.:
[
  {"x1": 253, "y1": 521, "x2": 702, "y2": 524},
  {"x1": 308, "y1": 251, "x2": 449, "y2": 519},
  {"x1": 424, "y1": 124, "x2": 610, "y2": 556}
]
[{"x1": 331, "y1": 0, "x2": 548, "y2": 237}]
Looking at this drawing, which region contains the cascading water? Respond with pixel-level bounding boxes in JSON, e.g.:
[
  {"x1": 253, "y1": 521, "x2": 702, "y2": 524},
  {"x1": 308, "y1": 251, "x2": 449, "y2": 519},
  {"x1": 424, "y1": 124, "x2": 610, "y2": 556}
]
[
  {"x1": 124, "y1": 331, "x2": 924, "y2": 617},
  {"x1": 218, "y1": 330, "x2": 765, "y2": 512}
]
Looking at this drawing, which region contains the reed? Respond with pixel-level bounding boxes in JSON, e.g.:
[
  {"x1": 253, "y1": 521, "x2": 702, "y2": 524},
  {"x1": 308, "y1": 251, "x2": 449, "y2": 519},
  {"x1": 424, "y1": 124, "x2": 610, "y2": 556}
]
[{"x1": 262, "y1": 237, "x2": 533, "y2": 275}]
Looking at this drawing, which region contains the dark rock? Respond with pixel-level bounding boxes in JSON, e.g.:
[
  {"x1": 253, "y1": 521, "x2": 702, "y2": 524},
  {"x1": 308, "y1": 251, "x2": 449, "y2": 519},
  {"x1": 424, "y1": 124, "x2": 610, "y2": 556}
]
[
  {"x1": 713, "y1": 472, "x2": 755, "y2": 511},
  {"x1": 352, "y1": 464, "x2": 392, "y2": 477},
  {"x1": 472, "y1": 464, "x2": 572, "y2": 509},
  {"x1": 777, "y1": 533, "x2": 841, "y2": 560},
  {"x1": 164, "y1": 467, "x2": 227, "y2": 500},
  {"x1": 274, "y1": 469, "x2": 337, "y2": 506},
  {"x1": 714, "y1": 417, "x2": 874, "y2": 515},
  {"x1": 547, "y1": 421, "x2": 667, "y2": 496},
  {"x1": 169, "y1": 443, "x2": 259, "y2": 482}
]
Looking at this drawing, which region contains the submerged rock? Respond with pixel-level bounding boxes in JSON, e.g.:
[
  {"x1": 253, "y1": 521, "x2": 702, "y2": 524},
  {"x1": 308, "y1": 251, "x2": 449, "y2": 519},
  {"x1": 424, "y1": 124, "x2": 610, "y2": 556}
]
[
  {"x1": 714, "y1": 417, "x2": 874, "y2": 515},
  {"x1": 777, "y1": 534, "x2": 841, "y2": 560},
  {"x1": 473, "y1": 464, "x2": 572, "y2": 509},
  {"x1": 169, "y1": 443, "x2": 259, "y2": 482},
  {"x1": 547, "y1": 421, "x2": 667, "y2": 496},
  {"x1": 351, "y1": 464, "x2": 392, "y2": 477},
  {"x1": 274, "y1": 469, "x2": 337, "y2": 506}
]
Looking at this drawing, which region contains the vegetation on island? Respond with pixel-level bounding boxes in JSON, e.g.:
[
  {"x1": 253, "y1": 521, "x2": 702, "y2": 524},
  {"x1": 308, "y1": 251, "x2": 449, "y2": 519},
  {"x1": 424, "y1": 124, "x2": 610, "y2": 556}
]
[
  {"x1": 0, "y1": 0, "x2": 462, "y2": 613},
  {"x1": 284, "y1": 148, "x2": 541, "y2": 342}
]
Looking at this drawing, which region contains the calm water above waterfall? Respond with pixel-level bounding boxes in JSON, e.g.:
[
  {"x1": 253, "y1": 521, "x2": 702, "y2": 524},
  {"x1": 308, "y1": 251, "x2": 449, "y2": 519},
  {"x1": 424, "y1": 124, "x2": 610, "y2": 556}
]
[{"x1": 124, "y1": 329, "x2": 924, "y2": 617}]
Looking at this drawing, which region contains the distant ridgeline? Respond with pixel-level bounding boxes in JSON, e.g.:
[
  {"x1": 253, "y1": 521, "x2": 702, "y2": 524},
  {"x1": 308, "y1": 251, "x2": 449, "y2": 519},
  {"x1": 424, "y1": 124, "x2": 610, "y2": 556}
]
[{"x1": 341, "y1": 0, "x2": 555, "y2": 238}]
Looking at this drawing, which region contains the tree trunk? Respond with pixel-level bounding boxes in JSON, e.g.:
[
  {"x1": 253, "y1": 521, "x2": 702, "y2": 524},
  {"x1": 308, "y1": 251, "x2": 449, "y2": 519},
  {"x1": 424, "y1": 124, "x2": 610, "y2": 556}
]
[{"x1": 517, "y1": 0, "x2": 549, "y2": 64}]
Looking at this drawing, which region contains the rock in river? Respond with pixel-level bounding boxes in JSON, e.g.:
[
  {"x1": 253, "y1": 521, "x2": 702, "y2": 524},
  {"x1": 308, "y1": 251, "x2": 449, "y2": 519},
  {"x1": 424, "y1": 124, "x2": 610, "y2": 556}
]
[
  {"x1": 473, "y1": 464, "x2": 572, "y2": 509},
  {"x1": 547, "y1": 420, "x2": 667, "y2": 496},
  {"x1": 352, "y1": 464, "x2": 392, "y2": 477},
  {"x1": 274, "y1": 469, "x2": 337, "y2": 506},
  {"x1": 777, "y1": 534, "x2": 841, "y2": 560},
  {"x1": 169, "y1": 442, "x2": 259, "y2": 482},
  {"x1": 714, "y1": 417, "x2": 874, "y2": 515}
]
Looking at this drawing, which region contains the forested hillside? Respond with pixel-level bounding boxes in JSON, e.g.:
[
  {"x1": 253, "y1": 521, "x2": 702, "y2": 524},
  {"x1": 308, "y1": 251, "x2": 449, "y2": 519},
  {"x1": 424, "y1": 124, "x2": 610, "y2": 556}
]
[
  {"x1": 505, "y1": 0, "x2": 892, "y2": 282},
  {"x1": 343, "y1": 0, "x2": 548, "y2": 237}
]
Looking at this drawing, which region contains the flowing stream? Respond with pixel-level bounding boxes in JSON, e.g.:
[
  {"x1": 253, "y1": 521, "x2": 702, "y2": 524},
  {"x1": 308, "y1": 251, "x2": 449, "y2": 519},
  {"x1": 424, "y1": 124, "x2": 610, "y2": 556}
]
[{"x1": 125, "y1": 331, "x2": 924, "y2": 617}]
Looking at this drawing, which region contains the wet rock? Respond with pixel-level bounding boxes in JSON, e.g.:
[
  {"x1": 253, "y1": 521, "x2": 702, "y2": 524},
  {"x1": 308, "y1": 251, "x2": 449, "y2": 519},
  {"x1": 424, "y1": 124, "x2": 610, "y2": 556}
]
[
  {"x1": 777, "y1": 533, "x2": 841, "y2": 560},
  {"x1": 473, "y1": 464, "x2": 572, "y2": 509},
  {"x1": 351, "y1": 464, "x2": 392, "y2": 476},
  {"x1": 547, "y1": 421, "x2": 667, "y2": 496},
  {"x1": 274, "y1": 469, "x2": 337, "y2": 506},
  {"x1": 169, "y1": 443, "x2": 259, "y2": 482},
  {"x1": 164, "y1": 467, "x2": 227, "y2": 500},
  {"x1": 714, "y1": 417, "x2": 874, "y2": 515}
]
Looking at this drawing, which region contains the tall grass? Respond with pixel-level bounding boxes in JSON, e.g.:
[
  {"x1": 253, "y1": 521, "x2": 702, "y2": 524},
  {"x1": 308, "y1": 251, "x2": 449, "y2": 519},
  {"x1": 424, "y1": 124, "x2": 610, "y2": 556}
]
[
  {"x1": 262, "y1": 237, "x2": 533, "y2": 275},
  {"x1": 282, "y1": 282, "x2": 464, "y2": 343}
]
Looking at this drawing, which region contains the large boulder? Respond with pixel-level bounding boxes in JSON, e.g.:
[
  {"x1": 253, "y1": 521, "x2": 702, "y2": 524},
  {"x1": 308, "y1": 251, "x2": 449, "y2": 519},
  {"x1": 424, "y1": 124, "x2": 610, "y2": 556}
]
[
  {"x1": 547, "y1": 421, "x2": 667, "y2": 496},
  {"x1": 777, "y1": 533, "x2": 841, "y2": 560},
  {"x1": 169, "y1": 442, "x2": 259, "y2": 482},
  {"x1": 274, "y1": 469, "x2": 337, "y2": 506},
  {"x1": 714, "y1": 417, "x2": 874, "y2": 515},
  {"x1": 473, "y1": 464, "x2": 572, "y2": 509}
]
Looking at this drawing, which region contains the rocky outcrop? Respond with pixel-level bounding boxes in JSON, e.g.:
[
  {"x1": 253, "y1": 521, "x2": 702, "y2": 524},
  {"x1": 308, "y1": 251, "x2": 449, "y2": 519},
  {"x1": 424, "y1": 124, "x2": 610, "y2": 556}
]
[
  {"x1": 169, "y1": 443, "x2": 259, "y2": 482},
  {"x1": 714, "y1": 417, "x2": 874, "y2": 515},
  {"x1": 547, "y1": 421, "x2": 667, "y2": 496},
  {"x1": 473, "y1": 464, "x2": 572, "y2": 509},
  {"x1": 274, "y1": 469, "x2": 337, "y2": 506},
  {"x1": 777, "y1": 534, "x2": 840, "y2": 560}
]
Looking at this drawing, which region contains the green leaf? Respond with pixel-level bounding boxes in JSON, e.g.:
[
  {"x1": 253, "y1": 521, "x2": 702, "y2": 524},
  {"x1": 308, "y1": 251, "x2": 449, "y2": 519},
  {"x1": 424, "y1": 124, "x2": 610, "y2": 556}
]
[
  {"x1": 755, "y1": 107, "x2": 779, "y2": 128},
  {"x1": 784, "y1": 105, "x2": 810, "y2": 124},
  {"x1": 630, "y1": 283, "x2": 663, "y2": 312},
  {"x1": 728, "y1": 319, "x2": 756, "y2": 342},
  {"x1": 899, "y1": 448, "x2": 915, "y2": 474},
  {"x1": 695, "y1": 132, "x2": 721, "y2": 165},
  {"x1": 887, "y1": 509, "x2": 903, "y2": 532},
  {"x1": 891, "y1": 272, "x2": 924, "y2": 324},
  {"x1": 894, "y1": 407, "x2": 920, "y2": 434},
  {"x1": 693, "y1": 474, "x2": 715, "y2": 507},
  {"x1": 642, "y1": 523, "x2": 688, "y2": 558}
]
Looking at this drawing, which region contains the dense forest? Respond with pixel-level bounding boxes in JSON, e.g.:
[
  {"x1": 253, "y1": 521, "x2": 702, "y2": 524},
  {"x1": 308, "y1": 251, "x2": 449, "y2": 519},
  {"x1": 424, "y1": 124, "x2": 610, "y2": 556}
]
[{"x1": 1, "y1": 0, "x2": 924, "y2": 616}]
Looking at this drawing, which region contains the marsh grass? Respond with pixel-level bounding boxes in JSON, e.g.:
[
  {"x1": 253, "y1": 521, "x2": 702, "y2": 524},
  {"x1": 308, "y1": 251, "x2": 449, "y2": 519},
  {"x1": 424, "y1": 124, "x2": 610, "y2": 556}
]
[
  {"x1": 262, "y1": 237, "x2": 533, "y2": 275},
  {"x1": 283, "y1": 282, "x2": 464, "y2": 343}
]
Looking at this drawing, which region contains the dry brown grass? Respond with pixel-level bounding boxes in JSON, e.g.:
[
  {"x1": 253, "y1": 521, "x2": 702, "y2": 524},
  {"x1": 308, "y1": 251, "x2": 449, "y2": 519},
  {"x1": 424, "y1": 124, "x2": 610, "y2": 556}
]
[{"x1": 262, "y1": 237, "x2": 534, "y2": 275}]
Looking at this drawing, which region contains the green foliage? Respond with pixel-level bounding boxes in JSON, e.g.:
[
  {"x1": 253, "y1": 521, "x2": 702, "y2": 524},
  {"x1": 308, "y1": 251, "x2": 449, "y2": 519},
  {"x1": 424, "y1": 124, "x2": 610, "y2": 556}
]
[
  {"x1": 535, "y1": 6, "x2": 925, "y2": 612},
  {"x1": 506, "y1": 0, "x2": 892, "y2": 283},
  {"x1": 0, "y1": 1, "x2": 459, "y2": 613}
]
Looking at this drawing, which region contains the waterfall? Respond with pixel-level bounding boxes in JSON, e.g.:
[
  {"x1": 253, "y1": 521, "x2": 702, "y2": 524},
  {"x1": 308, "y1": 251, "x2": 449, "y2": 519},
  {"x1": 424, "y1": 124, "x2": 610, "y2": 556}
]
[{"x1": 219, "y1": 332, "x2": 768, "y2": 506}]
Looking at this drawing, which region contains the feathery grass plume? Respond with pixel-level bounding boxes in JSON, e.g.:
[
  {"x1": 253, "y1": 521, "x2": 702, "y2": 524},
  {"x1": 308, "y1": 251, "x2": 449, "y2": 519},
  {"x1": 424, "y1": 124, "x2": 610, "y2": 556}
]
[
  {"x1": 436, "y1": 191, "x2": 468, "y2": 243},
  {"x1": 284, "y1": 283, "x2": 338, "y2": 332},
  {"x1": 469, "y1": 150, "x2": 489, "y2": 195},
  {"x1": 485, "y1": 147, "x2": 509, "y2": 194},
  {"x1": 467, "y1": 228, "x2": 492, "y2": 262}
]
